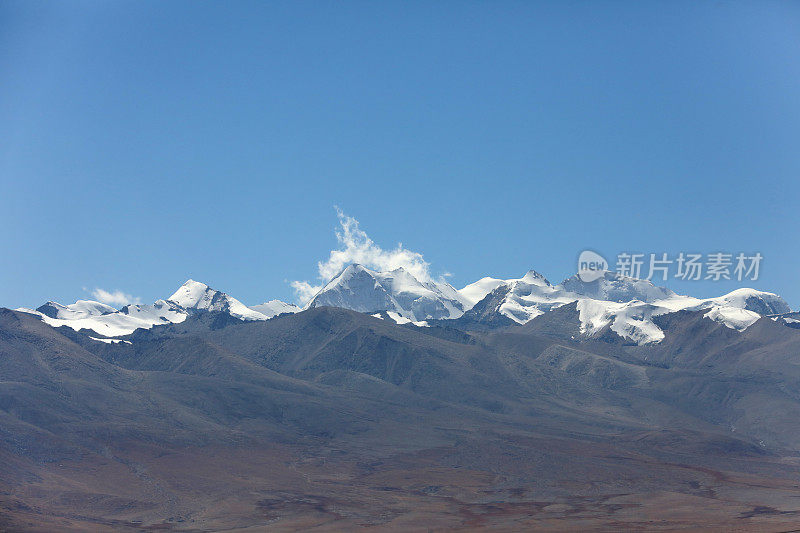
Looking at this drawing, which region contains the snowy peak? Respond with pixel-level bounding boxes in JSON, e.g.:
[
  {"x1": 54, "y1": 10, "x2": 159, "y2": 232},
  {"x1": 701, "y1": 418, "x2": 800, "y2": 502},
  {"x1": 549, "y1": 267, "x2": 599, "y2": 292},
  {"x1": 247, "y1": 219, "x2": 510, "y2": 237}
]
[
  {"x1": 167, "y1": 279, "x2": 216, "y2": 309},
  {"x1": 558, "y1": 270, "x2": 675, "y2": 303},
  {"x1": 168, "y1": 279, "x2": 267, "y2": 321},
  {"x1": 308, "y1": 264, "x2": 397, "y2": 313},
  {"x1": 460, "y1": 277, "x2": 507, "y2": 306},
  {"x1": 520, "y1": 270, "x2": 550, "y2": 286},
  {"x1": 17, "y1": 298, "x2": 185, "y2": 338},
  {"x1": 36, "y1": 300, "x2": 117, "y2": 320},
  {"x1": 704, "y1": 288, "x2": 791, "y2": 316},
  {"x1": 18, "y1": 279, "x2": 276, "y2": 338},
  {"x1": 459, "y1": 270, "x2": 552, "y2": 307},
  {"x1": 457, "y1": 269, "x2": 792, "y2": 345},
  {"x1": 11, "y1": 268, "x2": 794, "y2": 347},
  {"x1": 492, "y1": 273, "x2": 576, "y2": 324},
  {"x1": 307, "y1": 264, "x2": 465, "y2": 321}
]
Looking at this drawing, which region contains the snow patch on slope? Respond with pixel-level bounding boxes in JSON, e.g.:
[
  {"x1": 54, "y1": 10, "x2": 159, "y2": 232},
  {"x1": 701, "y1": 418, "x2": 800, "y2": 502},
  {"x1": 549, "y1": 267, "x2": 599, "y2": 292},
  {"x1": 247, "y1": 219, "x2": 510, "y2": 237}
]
[
  {"x1": 89, "y1": 336, "x2": 132, "y2": 345},
  {"x1": 249, "y1": 300, "x2": 300, "y2": 319},
  {"x1": 16, "y1": 306, "x2": 182, "y2": 337},
  {"x1": 386, "y1": 311, "x2": 429, "y2": 327}
]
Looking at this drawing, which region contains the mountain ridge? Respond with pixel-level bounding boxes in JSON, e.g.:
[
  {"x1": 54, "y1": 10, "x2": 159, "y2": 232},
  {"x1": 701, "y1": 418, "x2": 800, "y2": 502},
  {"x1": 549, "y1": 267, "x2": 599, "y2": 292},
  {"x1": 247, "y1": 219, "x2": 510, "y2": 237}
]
[{"x1": 13, "y1": 267, "x2": 793, "y2": 345}]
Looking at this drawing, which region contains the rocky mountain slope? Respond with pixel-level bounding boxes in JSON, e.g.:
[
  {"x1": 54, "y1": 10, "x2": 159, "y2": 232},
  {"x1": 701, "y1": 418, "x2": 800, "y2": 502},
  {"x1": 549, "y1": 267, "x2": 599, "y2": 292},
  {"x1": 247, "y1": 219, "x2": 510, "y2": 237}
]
[{"x1": 3, "y1": 303, "x2": 800, "y2": 530}]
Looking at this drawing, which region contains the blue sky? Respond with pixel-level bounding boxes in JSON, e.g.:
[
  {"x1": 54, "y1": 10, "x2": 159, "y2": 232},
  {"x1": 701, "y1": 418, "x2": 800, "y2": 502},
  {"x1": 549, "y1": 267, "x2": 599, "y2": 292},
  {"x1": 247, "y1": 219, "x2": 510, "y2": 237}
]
[{"x1": 2, "y1": 1, "x2": 799, "y2": 309}]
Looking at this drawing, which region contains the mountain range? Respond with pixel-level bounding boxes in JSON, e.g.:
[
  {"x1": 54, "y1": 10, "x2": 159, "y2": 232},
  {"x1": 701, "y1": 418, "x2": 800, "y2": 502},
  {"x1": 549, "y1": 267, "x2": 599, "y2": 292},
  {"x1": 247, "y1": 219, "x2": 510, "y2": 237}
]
[
  {"x1": 3, "y1": 264, "x2": 800, "y2": 530},
  {"x1": 17, "y1": 265, "x2": 793, "y2": 345}
]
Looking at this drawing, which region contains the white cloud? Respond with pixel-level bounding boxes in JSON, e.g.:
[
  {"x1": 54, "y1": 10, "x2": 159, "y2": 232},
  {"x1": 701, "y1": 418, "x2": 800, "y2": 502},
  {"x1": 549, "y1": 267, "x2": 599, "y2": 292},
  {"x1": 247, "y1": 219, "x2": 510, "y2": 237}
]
[
  {"x1": 291, "y1": 208, "x2": 434, "y2": 305},
  {"x1": 290, "y1": 280, "x2": 323, "y2": 304},
  {"x1": 90, "y1": 288, "x2": 141, "y2": 306}
]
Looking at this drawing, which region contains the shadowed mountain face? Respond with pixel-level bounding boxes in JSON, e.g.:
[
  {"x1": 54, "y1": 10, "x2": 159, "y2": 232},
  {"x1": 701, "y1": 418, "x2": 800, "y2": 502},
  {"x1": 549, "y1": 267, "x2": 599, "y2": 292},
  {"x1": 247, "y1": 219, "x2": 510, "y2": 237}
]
[{"x1": 3, "y1": 306, "x2": 800, "y2": 530}]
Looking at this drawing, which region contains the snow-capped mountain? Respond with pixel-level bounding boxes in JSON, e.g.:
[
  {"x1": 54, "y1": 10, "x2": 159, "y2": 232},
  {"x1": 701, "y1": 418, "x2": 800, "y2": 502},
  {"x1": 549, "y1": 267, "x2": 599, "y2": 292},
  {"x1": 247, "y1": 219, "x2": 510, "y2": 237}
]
[
  {"x1": 16, "y1": 280, "x2": 296, "y2": 337},
  {"x1": 560, "y1": 270, "x2": 676, "y2": 302},
  {"x1": 12, "y1": 268, "x2": 794, "y2": 346},
  {"x1": 167, "y1": 279, "x2": 268, "y2": 321},
  {"x1": 458, "y1": 277, "x2": 508, "y2": 307},
  {"x1": 459, "y1": 270, "x2": 575, "y2": 324},
  {"x1": 457, "y1": 270, "x2": 792, "y2": 345},
  {"x1": 702, "y1": 287, "x2": 790, "y2": 316},
  {"x1": 36, "y1": 300, "x2": 118, "y2": 320},
  {"x1": 306, "y1": 264, "x2": 467, "y2": 321},
  {"x1": 569, "y1": 287, "x2": 790, "y2": 345},
  {"x1": 17, "y1": 299, "x2": 186, "y2": 337}
]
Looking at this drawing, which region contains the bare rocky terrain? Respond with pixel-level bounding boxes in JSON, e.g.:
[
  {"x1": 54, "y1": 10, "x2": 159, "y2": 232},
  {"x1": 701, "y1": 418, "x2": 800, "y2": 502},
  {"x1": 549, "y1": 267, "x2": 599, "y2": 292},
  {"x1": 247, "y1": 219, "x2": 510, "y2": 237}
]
[{"x1": 2, "y1": 306, "x2": 800, "y2": 531}]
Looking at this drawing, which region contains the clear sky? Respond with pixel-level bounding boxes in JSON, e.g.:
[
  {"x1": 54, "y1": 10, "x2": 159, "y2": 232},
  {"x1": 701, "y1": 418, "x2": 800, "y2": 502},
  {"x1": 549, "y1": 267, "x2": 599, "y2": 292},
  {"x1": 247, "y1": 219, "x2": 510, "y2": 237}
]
[{"x1": 2, "y1": 1, "x2": 799, "y2": 309}]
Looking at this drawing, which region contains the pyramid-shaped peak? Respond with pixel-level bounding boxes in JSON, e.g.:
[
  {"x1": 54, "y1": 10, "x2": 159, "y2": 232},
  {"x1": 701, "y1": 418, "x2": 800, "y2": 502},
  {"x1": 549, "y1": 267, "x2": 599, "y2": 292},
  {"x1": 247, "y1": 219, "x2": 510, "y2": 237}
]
[
  {"x1": 520, "y1": 270, "x2": 550, "y2": 285},
  {"x1": 168, "y1": 279, "x2": 215, "y2": 308}
]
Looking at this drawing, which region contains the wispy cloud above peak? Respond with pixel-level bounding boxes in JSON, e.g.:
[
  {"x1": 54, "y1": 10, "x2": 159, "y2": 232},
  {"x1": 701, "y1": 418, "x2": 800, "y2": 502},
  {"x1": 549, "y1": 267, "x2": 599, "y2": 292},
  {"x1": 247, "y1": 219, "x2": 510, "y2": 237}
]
[
  {"x1": 90, "y1": 288, "x2": 141, "y2": 306},
  {"x1": 291, "y1": 208, "x2": 435, "y2": 305}
]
